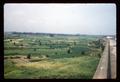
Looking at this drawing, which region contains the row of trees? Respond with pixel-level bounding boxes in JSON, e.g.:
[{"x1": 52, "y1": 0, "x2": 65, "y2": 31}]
[{"x1": 26, "y1": 48, "x2": 85, "y2": 59}]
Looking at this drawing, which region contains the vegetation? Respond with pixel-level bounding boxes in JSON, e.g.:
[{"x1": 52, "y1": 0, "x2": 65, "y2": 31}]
[
  {"x1": 4, "y1": 32, "x2": 105, "y2": 79},
  {"x1": 4, "y1": 56, "x2": 100, "y2": 79}
]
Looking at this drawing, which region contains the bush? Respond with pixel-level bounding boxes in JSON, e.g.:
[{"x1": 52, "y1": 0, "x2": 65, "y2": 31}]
[
  {"x1": 34, "y1": 48, "x2": 36, "y2": 51},
  {"x1": 98, "y1": 53, "x2": 101, "y2": 58},
  {"x1": 27, "y1": 54, "x2": 31, "y2": 59},
  {"x1": 81, "y1": 51, "x2": 85, "y2": 55},
  {"x1": 67, "y1": 49, "x2": 71, "y2": 54}
]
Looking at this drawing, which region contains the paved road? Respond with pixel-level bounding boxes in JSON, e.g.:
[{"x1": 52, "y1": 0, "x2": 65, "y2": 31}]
[
  {"x1": 109, "y1": 39, "x2": 116, "y2": 79},
  {"x1": 93, "y1": 39, "x2": 116, "y2": 79}
]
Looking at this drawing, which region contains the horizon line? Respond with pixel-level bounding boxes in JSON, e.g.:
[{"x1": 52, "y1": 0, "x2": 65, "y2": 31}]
[{"x1": 4, "y1": 31, "x2": 116, "y2": 36}]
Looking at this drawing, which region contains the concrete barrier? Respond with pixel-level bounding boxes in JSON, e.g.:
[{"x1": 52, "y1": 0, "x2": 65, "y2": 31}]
[{"x1": 93, "y1": 40, "x2": 109, "y2": 79}]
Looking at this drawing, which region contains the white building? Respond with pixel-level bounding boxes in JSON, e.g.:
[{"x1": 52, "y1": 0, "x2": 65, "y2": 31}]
[{"x1": 106, "y1": 36, "x2": 113, "y2": 39}]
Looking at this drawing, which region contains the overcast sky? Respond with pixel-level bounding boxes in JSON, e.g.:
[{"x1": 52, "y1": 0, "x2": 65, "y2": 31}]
[{"x1": 4, "y1": 3, "x2": 116, "y2": 35}]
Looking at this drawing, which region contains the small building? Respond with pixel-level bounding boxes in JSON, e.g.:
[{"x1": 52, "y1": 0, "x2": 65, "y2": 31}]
[{"x1": 106, "y1": 36, "x2": 113, "y2": 39}]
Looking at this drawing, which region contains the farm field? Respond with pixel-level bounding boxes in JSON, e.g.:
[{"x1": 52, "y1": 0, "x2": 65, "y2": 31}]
[{"x1": 4, "y1": 32, "x2": 105, "y2": 79}]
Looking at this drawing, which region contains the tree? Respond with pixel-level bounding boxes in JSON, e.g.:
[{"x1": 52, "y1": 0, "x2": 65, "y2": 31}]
[
  {"x1": 55, "y1": 52, "x2": 57, "y2": 55},
  {"x1": 67, "y1": 44, "x2": 70, "y2": 46},
  {"x1": 27, "y1": 54, "x2": 31, "y2": 59},
  {"x1": 81, "y1": 51, "x2": 85, "y2": 55},
  {"x1": 101, "y1": 44, "x2": 105, "y2": 51},
  {"x1": 39, "y1": 42, "x2": 41, "y2": 45},
  {"x1": 46, "y1": 55, "x2": 49, "y2": 57},
  {"x1": 21, "y1": 44, "x2": 23, "y2": 46},
  {"x1": 34, "y1": 48, "x2": 36, "y2": 51},
  {"x1": 67, "y1": 49, "x2": 71, "y2": 54},
  {"x1": 98, "y1": 53, "x2": 101, "y2": 58},
  {"x1": 74, "y1": 41, "x2": 76, "y2": 45},
  {"x1": 49, "y1": 34, "x2": 54, "y2": 37},
  {"x1": 13, "y1": 42, "x2": 16, "y2": 45}
]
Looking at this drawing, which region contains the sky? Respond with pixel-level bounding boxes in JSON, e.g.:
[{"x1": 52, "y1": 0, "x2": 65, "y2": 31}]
[{"x1": 4, "y1": 3, "x2": 116, "y2": 35}]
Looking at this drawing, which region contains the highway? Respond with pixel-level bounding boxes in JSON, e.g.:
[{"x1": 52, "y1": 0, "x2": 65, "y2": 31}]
[{"x1": 93, "y1": 38, "x2": 116, "y2": 79}]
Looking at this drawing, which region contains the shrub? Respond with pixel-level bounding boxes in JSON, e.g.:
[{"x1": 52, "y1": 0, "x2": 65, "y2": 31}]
[
  {"x1": 81, "y1": 51, "x2": 85, "y2": 55},
  {"x1": 27, "y1": 54, "x2": 31, "y2": 59},
  {"x1": 67, "y1": 49, "x2": 71, "y2": 54}
]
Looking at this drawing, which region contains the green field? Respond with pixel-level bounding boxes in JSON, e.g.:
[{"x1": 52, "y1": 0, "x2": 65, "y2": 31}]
[{"x1": 4, "y1": 32, "x2": 105, "y2": 79}]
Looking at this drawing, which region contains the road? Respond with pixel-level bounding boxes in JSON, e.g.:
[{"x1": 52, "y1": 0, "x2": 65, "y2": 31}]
[
  {"x1": 93, "y1": 39, "x2": 116, "y2": 79},
  {"x1": 109, "y1": 39, "x2": 116, "y2": 79}
]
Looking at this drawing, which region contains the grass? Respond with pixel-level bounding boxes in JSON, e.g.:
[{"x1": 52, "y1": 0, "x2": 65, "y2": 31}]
[
  {"x1": 4, "y1": 33, "x2": 103, "y2": 79},
  {"x1": 4, "y1": 56, "x2": 99, "y2": 79}
]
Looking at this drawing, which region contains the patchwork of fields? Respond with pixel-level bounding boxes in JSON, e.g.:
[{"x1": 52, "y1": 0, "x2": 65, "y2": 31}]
[{"x1": 4, "y1": 33, "x2": 105, "y2": 79}]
